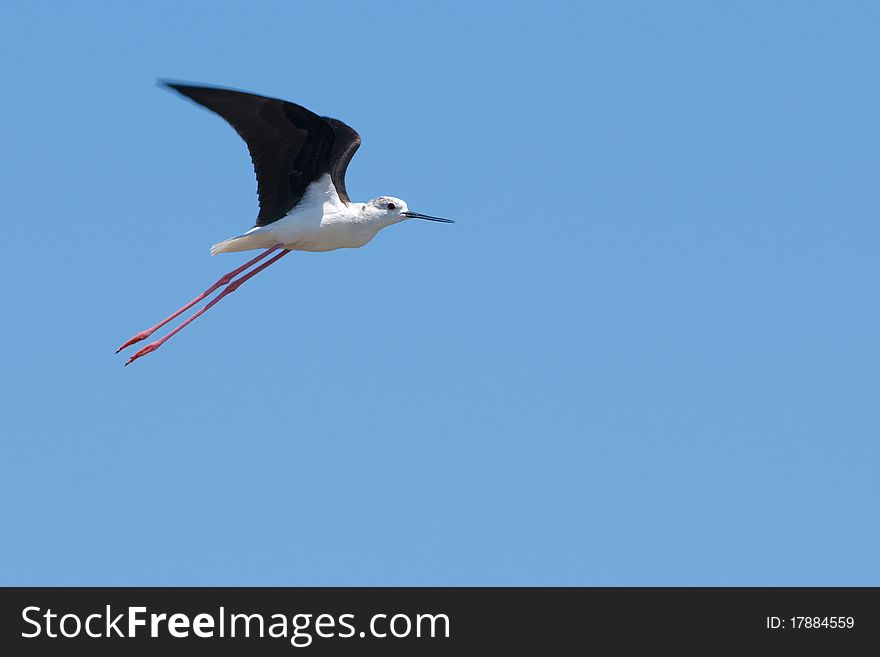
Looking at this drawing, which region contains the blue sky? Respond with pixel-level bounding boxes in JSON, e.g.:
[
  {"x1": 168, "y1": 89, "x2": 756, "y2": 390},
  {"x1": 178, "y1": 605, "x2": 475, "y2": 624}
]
[{"x1": 1, "y1": 2, "x2": 878, "y2": 585}]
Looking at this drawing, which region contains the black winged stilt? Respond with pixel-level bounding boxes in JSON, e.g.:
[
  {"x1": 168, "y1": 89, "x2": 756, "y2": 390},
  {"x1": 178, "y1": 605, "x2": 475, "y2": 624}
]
[{"x1": 117, "y1": 81, "x2": 453, "y2": 366}]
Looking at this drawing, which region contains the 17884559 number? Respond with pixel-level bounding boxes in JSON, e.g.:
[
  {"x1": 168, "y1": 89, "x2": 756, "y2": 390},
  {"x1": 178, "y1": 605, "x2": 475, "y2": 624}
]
[{"x1": 766, "y1": 617, "x2": 854, "y2": 629}]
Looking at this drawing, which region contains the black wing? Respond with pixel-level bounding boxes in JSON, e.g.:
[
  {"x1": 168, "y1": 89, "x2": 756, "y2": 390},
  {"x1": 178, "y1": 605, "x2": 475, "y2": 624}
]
[
  {"x1": 161, "y1": 81, "x2": 361, "y2": 226},
  {"x1": 322, "y1": 117, "x2": 361, "y2": 204}
]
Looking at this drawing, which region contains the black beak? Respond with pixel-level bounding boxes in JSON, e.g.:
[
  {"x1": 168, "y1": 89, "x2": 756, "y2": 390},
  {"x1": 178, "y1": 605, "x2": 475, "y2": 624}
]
[{"x1": 403, "y1": 211, "x2": 455, "y2": 223}]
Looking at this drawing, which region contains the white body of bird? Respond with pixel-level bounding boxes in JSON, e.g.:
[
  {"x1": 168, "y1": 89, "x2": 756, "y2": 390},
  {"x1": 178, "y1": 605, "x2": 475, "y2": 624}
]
[{"x1": 211, "y1": 174, "x2": 408, "y2": 254}]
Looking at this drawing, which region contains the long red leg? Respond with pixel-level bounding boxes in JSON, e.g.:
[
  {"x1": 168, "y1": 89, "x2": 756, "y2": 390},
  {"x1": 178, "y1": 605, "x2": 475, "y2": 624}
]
[
  {"x1": 125, "y1": 249, "x2": 290, "y2": 366},
  {"x1": 116, "y1": 246, "x2": 282, "y2": 353}
]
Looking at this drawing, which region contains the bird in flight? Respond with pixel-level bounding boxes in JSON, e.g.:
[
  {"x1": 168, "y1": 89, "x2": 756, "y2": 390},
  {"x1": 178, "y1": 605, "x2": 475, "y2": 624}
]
[{"x1": 117, "y1": 81, "x2": 453, "y2": 366}]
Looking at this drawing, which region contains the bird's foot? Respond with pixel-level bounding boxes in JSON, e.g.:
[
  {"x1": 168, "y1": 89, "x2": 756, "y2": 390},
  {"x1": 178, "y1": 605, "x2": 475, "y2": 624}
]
[
  {"x1": 116, "y1": 330, "x2": 152, "y2": 353},
  {"x1": 124, "y1": 341, "x2": 161, "y2": 366}
]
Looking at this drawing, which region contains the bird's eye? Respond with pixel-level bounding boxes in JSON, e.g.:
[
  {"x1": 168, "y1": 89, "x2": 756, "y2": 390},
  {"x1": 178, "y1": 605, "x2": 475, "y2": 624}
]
[{"x1": 386, "y1": 202, "x2": 395, "y2": 210}]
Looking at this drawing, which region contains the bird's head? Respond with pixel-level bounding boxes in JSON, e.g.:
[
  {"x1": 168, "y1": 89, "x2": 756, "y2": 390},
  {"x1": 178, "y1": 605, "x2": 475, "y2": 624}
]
[{"x1": 362, "y1": 196, "x2": 454, "y2": 227}]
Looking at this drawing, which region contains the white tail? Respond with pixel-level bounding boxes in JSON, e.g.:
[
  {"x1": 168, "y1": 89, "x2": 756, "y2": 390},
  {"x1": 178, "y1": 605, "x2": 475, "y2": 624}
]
[{"x1": 210, "y1": 227, "x2": 274, "y2": 255}]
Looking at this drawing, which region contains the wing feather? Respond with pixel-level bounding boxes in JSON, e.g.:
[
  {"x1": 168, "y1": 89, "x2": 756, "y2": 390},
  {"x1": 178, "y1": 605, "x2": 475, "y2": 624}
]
[{"x1": 161, "y1": 81, "x2": 361, "y2": 226}]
